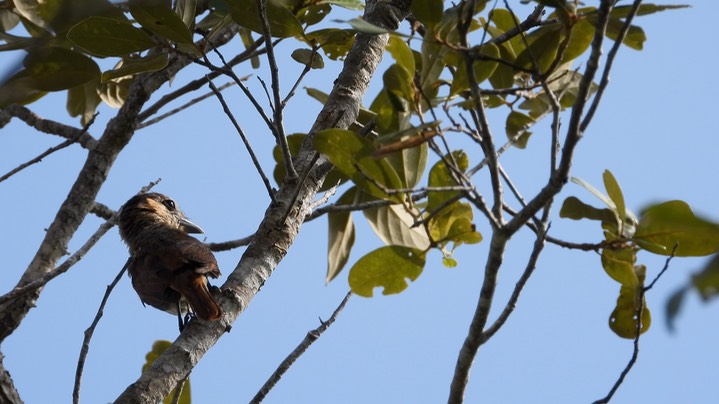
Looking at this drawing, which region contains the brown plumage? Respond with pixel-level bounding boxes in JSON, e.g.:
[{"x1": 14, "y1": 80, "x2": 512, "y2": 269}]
[{"x1": 118, "y1": 193, "x2": 222, "y2": 323}]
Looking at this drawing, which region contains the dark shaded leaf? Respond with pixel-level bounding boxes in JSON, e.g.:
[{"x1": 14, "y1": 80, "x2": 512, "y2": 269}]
[
  {"x1": 24, "y1": 47, "x2": 100, "y2": 91},
  {"x1": 291, "y1": 48, "x2": 324, "y2": 69},
  {"x1": 227, "y1": 0, "x2": 303, "y2": 38},
  {"x1": 129, "y1": 0, "x2": 195, "y2": 45},
  {"x1": 327, "y1": 187, "x2": 357, "y2": 283},
  {"x1": 67, "y1": 17, "x2": 156, "y2": 56}
]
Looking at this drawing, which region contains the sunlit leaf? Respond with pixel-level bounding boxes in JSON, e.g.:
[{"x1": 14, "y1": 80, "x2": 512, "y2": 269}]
[
  {"x1": 327, "y1": 187, "x2": 357, "y2": 283},
  {"x1": 603, "y1": 169, "x2": 626, "y2": 235},
  {"x1": 386, "y1": 35, "x2": 415, "y2": 76},
  {"x1": 601, "y1": 248, "x2": 638, "y2": 286},
  {"x1": 635, "y1": 201, "x2": 719, "y2": 257},
  {"x1": 427, "y1": 151, "x2": 468, "y2": 213},
  {"x1": 609, "y1": 266, "x2": 651, "y2": 339},
  {"x1": 348, "y1": 246, "x2": 425, "y2": 297},
  {"x1": 273, "y1": 133, "x2": 346, "y2": 191},
  {"x1": 363, "y1": 202, "x2": 431, "y2": 250},
  {"x1": 559, "y1": 196, "x2": 615, "y2": 223}
]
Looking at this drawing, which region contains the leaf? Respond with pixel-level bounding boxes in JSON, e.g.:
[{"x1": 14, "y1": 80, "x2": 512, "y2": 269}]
[
  {"x1": 99, "y1": 75, "x2": 132, "y2": 108},
  {"x1": 363, "y1": 202, "x2": 431, "y2": 250},
  {"x1": 23, "y1": 47, "x2": 100, "y2": 91},
  {"x1": 635, "y1": 201, "x2": 719, "y2": 257},
  {"x1": 67, "y1": 17, "x2": 157, "y2": 56},
  {"x1": 67, "y1": 79, "x2": 101, "y2": 125},
  {"x1": 410, "y1": 0, "x2": 443, "y2": 30},
  {"x1": 449, "y1": 43, "x2": 499, "y2": 97},
  {"x1": 227, "y1": 0, "x2": 303, "y2": 38},
  {"x1": 0, "y1": 70, "x2": 47, "y2": 108},
  {"x1": 348, "y1": 246, "x2": 426, "y2": 297},
  {"x1": 320, "y1": 0, "x2": 364, "y2": 11},
  {"x1": 691, "y1": 254, "x2": 719, "y2": 301},
  {"x1": 559, "y1": 196, "x2": 616, "y2": 223},
  {"x1": 327, "y1": 187, "x2": 357, "y2": 283},
  {"x1": 603, "y1": 169, "x2": 626, "y2": 235},
  {"x1": 428, "y1": 202, "x2": 482, "y2": 247},
  {"x1": 143, "y1": 340, "x2": 192, "y2": 404},
  {"x1": 0, "y1": 7, "x2": 21, "y2": 31},
  {"x1": 304, "y1": 87, "x2": 374, "y2": 127},
  {"x1": 175, "y1": 0, "x2": 197, "y2": 28},
  {"x1": 273, "y1": 133, "x2": 346, "y2": 191},
  {"x1": 291, "y1": 48, "x2": 324, "y2": 69},
  {"x1": 427, "y1": 151, "x2": 468, "y2": 213},
  {"x1": 341, "y1": 18, "x2": 388, "y2": 35},
  {"x1": 129, "y1": 0, "x2": 195, "y2": 45},
  {"x1": 601, "y1": 248, "x2": 638, "y2": 286},
  {"x1": 610, "y1": 4, "x2": 690, "y2": 19},
  {"x1": 313, "y1": 129, "x2": 404, "y2": 202},
  {"x1": 562, "y1": 18, "x2": 594, "y2": 62},
  {"x1": 609, "y1": 267, "x2": 651, "y2": 339},
  {"x1": 515, "y1": 26, "x2": 562, "y2": 73},
  {"x1": 505, "y1": 111, "x2": 534, "y2": 148},
  {"x1": 665, "y1": 285, "x2": 688, "y2": 332},
  {"x1": 101, "y1": 54, "x2": 170, "y2": 82},
  {"x1": 386, "y1": 35, "x2": 415, "y2": 76}
]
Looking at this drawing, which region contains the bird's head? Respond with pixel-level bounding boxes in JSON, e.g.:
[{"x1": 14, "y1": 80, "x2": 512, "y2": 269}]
[{"x1": 118, "y1": 192, "x2": 204, "y2": 251}]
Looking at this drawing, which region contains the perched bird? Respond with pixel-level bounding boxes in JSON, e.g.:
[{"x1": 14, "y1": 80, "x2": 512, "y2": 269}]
[{"x1": 118, "y1": 192, "x2": 222, "y2": 328}]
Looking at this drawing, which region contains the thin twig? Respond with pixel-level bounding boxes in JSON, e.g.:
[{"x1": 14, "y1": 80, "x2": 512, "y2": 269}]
[
  {"x1": 73, "y1": 259, "x2": 130, "y2": 404},
  {"x1": 138, "y1": 82, "x2": 236, "y2": 128},
  {"x1": 250, "y1": 292, "x2": 352, "y2": 403},
  {"x1": 207, "y1": 79, "x2": 277, "y2": 203},
  {"x1": 206, "y1": 234, "x2": 256, "y2": 252},
  {"x1": 0, "y1": 104, "x2": 97, "y2": 149},
  {"x1": 0, "y1": 113, "x2": 98, "y2": 183}
]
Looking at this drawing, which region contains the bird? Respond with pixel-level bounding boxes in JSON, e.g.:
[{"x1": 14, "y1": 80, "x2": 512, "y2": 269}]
[{"x1": 118, "y1": 192, "x2": 222, "y2": 329}]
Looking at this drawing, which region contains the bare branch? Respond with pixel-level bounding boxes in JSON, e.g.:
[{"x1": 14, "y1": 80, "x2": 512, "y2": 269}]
[
  {"x1": 138, "y1": 82, "x2": 235, "y2": 129},
  {"x1": 0, "y1": 104, "x2": 97, "y2": 149},
  {"x1": 0, "y1": 113, "x2": 98, "y2": 183},
  {"x1": 250, "y1": 292, "x2": 352, "y2": 403},
  {"x1": 207, "y1": 79, "x2": 277, "y2": 203},
  {"x1": 73, "y1": 259, "x2": 130, "y2": 404}
]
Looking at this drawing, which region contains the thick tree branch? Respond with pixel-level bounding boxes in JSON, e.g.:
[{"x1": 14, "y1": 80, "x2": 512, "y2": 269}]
[
  {"x1": 114, "y1": 1, "x2": 411, "y2": 402},
  {"x1": 0, "y1": 104, "x2": 98, "y2": 149}
]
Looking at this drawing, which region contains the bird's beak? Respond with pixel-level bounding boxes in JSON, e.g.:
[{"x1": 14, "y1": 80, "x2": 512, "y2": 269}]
[{"x1": 179, "y1": 217, "x2": 204, "y2": 234}]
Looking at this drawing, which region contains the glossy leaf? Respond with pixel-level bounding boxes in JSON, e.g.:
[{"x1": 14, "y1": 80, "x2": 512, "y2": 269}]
[
  {"x1": 67, "y1": 17, "x2": 156, "y2": 56},
  {"x1": 428, "y1": 202, "x2": 482, "y2": 247},
  {"x1": 327, "y1": 187, "x2": 357, "y2": 283},
  {"x1": 363, "y1": 202, "x2": 431, "y2": 250},
  {"x1": 129, "y1": 0, "x2": 194, "y2": 45},
  {"x1": 175, "y1": 0, "x2": 196, "y2": 28},
  {"x1": 313, "y1": 129, "x2": 404, "y2": 202},
  {"x1": 24, "y1": 47, "x2": 100, "y2": 91},
  {"x1": 228, "y1": 0, "x2": 303, "y2": 38},
  {"x1": 291, "y1": 48, "x2": 324, "y2": 69},
  {"x1": 603, "y1": 170, "x2": 626, "y2": 235},
  {"x1": 348, "y1": 246, "x2": 425, "y2": 297},
  {"x1": 635, "y1": 201, "x2": 719, "y2": 257},
  {"x1": 143, "y1": 340, "x2": 192, "y2": 404},
  {"x1": 488, "y1": 43, "x2": 516, "y2": 89}
]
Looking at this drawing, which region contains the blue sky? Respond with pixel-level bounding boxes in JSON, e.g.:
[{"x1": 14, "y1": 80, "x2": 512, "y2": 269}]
[{"x1": 1, "y1": 2, "x2": 717, "y2": 403}]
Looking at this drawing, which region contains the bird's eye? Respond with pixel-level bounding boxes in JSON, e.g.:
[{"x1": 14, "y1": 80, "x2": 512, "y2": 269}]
[{"x1": 163, "y1": 199, "x2": 176, "y2": 210}]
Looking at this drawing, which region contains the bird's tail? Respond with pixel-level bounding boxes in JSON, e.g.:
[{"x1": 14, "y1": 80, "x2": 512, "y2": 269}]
[{"x1": 174, "y1": 274, "x2": 222, "y2": 321}]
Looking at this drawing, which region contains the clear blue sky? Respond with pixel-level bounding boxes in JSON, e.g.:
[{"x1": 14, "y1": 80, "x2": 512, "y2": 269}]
[{"x1": 1, "y1": 2, "x2": 717, "y2": 403}]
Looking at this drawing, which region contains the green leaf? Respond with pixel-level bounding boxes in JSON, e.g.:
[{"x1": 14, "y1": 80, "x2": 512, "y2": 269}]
[
  {"x1": 101, "y1": 54, "x2": 170, "y2": 82},
  {"x1": 175, "y1": 0, "x2": 197, "y2": 28},
  {"x1": 603, "y1": 169, "x2": 626, "y2": 235},
  {"x1": 304, "y1": 87, "x2": 374, "y2": 127},
  {"x1": 505, "y1": 111, "x2": 534, "y2": 148},
  {"x1": 143, "y1": 340, "x2": 192, "y2": 404},
  {"x1": 559, "y1": 196, "x2": 615, "y2": 223},
  {"x1": 0, "y1": 70, "x2": 47, "y2": 108},
  {"x1": 428, "y1": 202, "x2": 482, "y2": 247},
  {"x1": 348, "y1": 246, "x2": 426, "y2": 297},
  {"x1": 449, "y1": 43, "x2": 499, "y2": 97},
  {"x1": 410, "y1": 0, "x2": 443, "y2": 30},
  {"x1": 327, "y1": 187, "x2": 357, "y2": 283},
  {"x1": 601, "y1": 248, "x2": 638, "y2": 286},
  {"x1": 304, "y1": 28, "x2": 356, "y2": 60},
  {"x1": 635, "y1": 201, "x2": 719, "y2": 257},
  {"x1": 313, "y1": 129, "x2": 404, "y2": 202},
  {"x1": 609, "y1": 267, "x2": 651, "y2": 339},
  {"x1": 24, "y1": 47, "x2": 100, "y2": 91},
  {"x1": 427, "y1": 151, "x2": 468, "y2": 213},
  {"x1": 67, "y1": 17, "x2": 156, "y2": 56},
  {"x1": 665, "y1": 285, "x2": 688, "y2": 332},
  {"x1": 341, "y1": 18, "x2": 388, "y2": 35},
  {"x1": 562, "y1": 18, "x2": 594, "y2": 62},
  {"x1": 273, "y1": 133, "x2": 346, "y2": 191},
  {"x1": 386, "y1": 35, "x2": 415, "y2": 76},
  {"x1": 379, "y1": 127, "x2": 429, "y2": 189},
  {"x1": 291, "y1": 48, "x2": 324, "y2": 69},
  {"x1": 691, "y1": 254, "x2": 719, "y2": 301},
  {"x1": 320, "y1": 0, "x2": 364, "y2": 11},
  {"x1": 515, "y1": 26, "x2": 562, "y2": 73},
  {"x1": 129, "y1": 0, "x2": 195, "y2": 45},
  {"x1": 227, "y1": 0, "x2": 303, "y2": 38},
  {"x1": 363, "y1": 202, "x2": 431, "y2": 250},
  {"x1": 67, "y1": 79, "x2": 101, "y2": 125}
]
